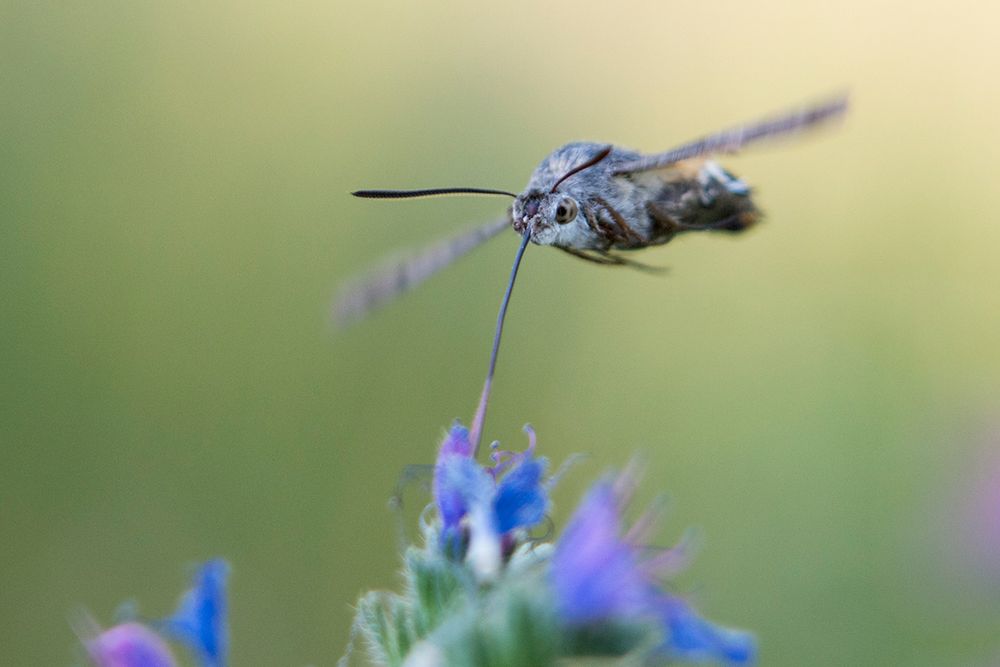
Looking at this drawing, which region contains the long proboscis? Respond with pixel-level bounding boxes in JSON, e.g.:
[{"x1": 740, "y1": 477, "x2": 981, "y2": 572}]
[
  {"x1": 469, "y1": 231, "x2": 531, "y2": 453},
  {"x1": 333, "y1": 216, "x2": 510, "y2": 328},
  {"x1": 612, "y1": 93, "x2": 849, "y2": 175}
]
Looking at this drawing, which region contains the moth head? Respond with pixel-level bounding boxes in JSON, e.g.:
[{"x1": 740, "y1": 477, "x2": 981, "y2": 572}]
[
  {"x1": 512, "y1": 193, "x2": 582, "y2": 245},
  {"x1": 513, "y1": 145, "x2": 611, "y2": 245}
]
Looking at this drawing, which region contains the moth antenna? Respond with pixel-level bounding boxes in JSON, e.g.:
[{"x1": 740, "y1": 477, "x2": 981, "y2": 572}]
[
  {"x1": 333, "y1": 216, "x2": 510, "y2": 328},
  {"x1": 549, "y1": 145, "x2": 613, "y2": 194},
  {"x1": 352, "y1": 187, "x2": 517, "y2": 199},
  {"x1": 469, "y1": 231, "x2": 531, "y2": 455}
]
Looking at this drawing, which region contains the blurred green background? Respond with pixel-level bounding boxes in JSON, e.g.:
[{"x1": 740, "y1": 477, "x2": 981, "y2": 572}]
[{"x1": 3, "y1": 0, "x2": 1000, "y2": 664}]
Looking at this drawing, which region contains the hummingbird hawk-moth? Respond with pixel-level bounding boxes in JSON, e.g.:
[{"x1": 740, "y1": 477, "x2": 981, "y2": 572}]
[
  {"x1": 335, "y1": 94, "x2": 847, "y2": 327},
  {"x1": 338, "y1": 94, "x2": 847, "y2": 449}
]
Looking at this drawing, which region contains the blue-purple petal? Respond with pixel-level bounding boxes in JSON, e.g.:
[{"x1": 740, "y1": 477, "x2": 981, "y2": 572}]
[
  {"x1": 659, "y1": 598, "x2": 757, "y2": 665},
  {"x1": 551, "y1": 480, "x2": 651, "y2": 622},
  {"x1": 434, "y1": 452, "x2": 495, "y2": 556},
  {"x1": 434, "y1": 455, "x2": 493, "y2": 529},
  {"x1": 86, "y1": 622, "x2": 177, "y2": 667},
  {"x1": 160, "y1": 559, "x2": 229, "y2": 667},
  {"x1": 438, "y1": 422, "x2": 473, "y2": 459},
  {"x1": 493, "y1": 456, "x2": 548, "y2": 534}
]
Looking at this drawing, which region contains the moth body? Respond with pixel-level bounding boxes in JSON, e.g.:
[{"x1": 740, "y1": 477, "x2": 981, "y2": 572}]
[{"x1": 512, "y1": 142, "x2": 759, "y2": 252}]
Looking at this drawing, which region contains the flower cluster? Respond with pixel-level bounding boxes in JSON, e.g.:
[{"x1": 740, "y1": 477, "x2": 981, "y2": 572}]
[
  {"x1": 344, "y1": 423, "x2": 755, "y2": 667},
  {"x1": 78, "y1": 559, "x2": 229, "y2": 667},
  {"x1": 75, "y1": 426, "x2": 753, "y2": 667},
  {"x1": 433, "y1": 421, "x2": 548, "y2": 580}
]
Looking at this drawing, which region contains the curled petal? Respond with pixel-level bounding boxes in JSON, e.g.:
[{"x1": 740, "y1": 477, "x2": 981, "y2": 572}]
[{"x1": 488, "y1": 425, "x2": 538, "y2": 478}]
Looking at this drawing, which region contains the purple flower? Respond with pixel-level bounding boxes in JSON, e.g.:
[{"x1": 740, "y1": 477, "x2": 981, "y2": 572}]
[
  {"x1": 159, "y1": 559, "x2": 229, "y2": 667},
  {"x1": 552, "y1": 477, "x2": 755, "y2": 664},
  {"x1": 78, "y1": 560, "x2": 229, "y2": 667},
  {"x1": 551, "y1": 480, "x2": 651, "y2": 623},
  {"x1": 85, "y1": 622, "x2": 178, "y2": 667},
  {"x1": 434, "y1": 423, "x2": 492, "y2": 555},
  {"x1": 432, "y1": 421, "x2": 548, "y2": 567}
]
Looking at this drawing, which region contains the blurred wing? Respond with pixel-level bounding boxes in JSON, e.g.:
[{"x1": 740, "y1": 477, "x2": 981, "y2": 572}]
[
  {"x1": 612, "y1": 93, "x2": 848, "y2": 175},
  {"x1": 333, "y1": 216, "x2": 510, "y2": 328}
]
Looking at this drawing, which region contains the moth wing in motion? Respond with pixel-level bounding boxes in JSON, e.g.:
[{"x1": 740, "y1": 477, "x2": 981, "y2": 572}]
[
  {"x1": 333, "y1": 216, "x2": 509, "y2": 328},
  {"x1": 612, "y1": 93, "x2": 848, "y2": 175}
]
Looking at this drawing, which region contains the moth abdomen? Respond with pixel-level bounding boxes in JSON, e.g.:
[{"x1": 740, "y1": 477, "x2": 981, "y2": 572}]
[{"x1": 645, "y1": 160, "x2": 760, "y2": 241}]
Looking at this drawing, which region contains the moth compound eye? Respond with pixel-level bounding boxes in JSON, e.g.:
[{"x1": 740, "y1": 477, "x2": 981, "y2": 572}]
[{"x1": 555, "y1": 197, "x2": 578, "y2": 224}]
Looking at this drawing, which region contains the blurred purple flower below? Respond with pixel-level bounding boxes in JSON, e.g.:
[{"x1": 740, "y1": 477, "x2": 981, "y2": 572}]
[
  {"x1": 433, "y1": 420, "x2": 549, "y2": 574},
  {"x1": 79, "y1": 559, "x2": 229, "y2": 667},
  {"x1": 85, "y1": 622, "x2": 177, "y2": 667},
  {"x1": 552, "y1": 476, "x2": 756, "y2": 664}
]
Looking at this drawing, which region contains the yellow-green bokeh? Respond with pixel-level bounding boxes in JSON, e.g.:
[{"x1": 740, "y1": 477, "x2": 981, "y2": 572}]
[{"x1": 3, "y1": 1, "x2": 1000, "y2": 664}]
